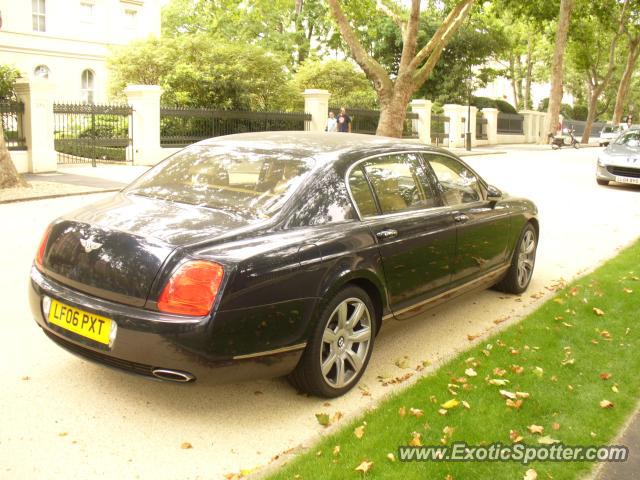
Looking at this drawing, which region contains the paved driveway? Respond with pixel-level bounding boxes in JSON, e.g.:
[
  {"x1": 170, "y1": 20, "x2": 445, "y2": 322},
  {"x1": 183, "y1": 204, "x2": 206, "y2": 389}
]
[{"x1": 1, "y1": 146, "x2": 639, "y2": 479}]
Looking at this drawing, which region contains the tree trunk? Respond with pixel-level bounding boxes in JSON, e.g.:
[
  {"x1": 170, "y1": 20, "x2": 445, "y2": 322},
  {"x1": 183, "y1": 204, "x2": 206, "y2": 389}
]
[
  {"x1": 542, "y1": 0, "x2": 574, "y2": 144},
  {"x1": 524, "y1": 38, "x2": 534, "y2": 110},
  {"x1": 376, "y1": 86, "x2": 412, "y2": 137},
  {"x1": 509, "y1": 56, "x2": 520, "y2": 108},
  {"x1": 612, "y1": 39, "x2": 640, "y2": 125},
  {"x1": 581, "y1": 86, "x2": 602, "y2": 144},
  {"x1": 0, "y1": 125, "x2": 27, "y2": 189}
]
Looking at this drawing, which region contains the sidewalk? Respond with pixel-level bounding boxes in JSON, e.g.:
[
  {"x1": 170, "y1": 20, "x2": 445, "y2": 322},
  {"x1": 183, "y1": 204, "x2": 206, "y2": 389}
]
[{"x1": 593, "y1": 407, "x2": 640, "y2": 479}]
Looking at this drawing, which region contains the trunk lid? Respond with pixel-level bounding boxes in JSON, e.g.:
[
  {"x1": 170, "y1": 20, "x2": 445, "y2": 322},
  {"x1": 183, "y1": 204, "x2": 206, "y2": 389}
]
[{"x1": 42, "y1": 193, "x2": 263, "y2": 306}]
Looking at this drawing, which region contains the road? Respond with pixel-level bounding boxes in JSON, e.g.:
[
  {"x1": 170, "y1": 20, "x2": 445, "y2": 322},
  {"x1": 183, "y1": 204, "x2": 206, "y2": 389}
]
[{"x1": 1, "y1": 146, "x2": 639, "y2": 480}]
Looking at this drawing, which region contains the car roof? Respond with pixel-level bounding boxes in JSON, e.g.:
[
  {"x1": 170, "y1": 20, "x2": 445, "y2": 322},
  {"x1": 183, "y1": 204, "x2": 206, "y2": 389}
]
[{"x1": 196, "y1": 131, "x2": 443, "y2": 160}]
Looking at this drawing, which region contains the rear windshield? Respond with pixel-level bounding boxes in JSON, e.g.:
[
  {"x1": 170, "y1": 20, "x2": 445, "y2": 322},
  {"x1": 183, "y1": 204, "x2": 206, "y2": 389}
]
[
  {"x1": 124, "y1": 145, "x2": 315, "y2": 218},
  {"x1": 614, "y1": 131, "x2": 640, "y2": 147}
]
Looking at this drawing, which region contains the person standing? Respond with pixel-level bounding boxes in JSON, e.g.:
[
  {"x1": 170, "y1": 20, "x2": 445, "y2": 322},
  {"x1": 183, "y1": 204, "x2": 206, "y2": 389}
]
[
  {"x1": 337, "y1": 107, "x2": 352, "y2": 133},
  {"x1": 326, "y1": 111, "x2": 337, "y2": 132}
]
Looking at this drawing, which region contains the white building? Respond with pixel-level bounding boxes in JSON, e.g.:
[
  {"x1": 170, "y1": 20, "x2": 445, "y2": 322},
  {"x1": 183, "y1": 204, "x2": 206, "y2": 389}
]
[{"x1": 0, "y1": 0, "x2": 161, "y2": 103}]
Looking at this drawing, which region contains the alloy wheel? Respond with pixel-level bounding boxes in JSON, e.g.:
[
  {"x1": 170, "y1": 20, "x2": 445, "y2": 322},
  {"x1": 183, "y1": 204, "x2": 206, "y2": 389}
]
[
  {"x1": 517, "y1": 229, "x2": 536, "y2": 288},
  {"x1": 320, "y1": 298, "x2": 372, "y2": 388}
]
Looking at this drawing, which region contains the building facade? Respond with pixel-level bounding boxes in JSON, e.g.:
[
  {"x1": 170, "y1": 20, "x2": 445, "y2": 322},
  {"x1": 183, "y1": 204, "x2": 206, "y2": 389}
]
[{"x1": 0, "y1": 0, "x2": 161, "y2": 102}]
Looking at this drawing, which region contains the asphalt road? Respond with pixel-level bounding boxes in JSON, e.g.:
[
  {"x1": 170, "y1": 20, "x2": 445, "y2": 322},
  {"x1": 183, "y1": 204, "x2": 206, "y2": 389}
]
[{"x1": 1, "y1": 146, "x2": 639, "y2": 480}]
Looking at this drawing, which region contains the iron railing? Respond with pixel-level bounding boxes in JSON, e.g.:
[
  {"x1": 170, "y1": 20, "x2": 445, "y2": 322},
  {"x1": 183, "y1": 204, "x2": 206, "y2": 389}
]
[
  {"x1": 497, "y1": 112, "x2": 524, "y2": 134},
  {"x1": 0, "y1": 101, "x2": 27, "y2": 150},
  {"x1": 53, "y1": 103, "x2": 133, "y2": 165},
  {"x1": 430, "y1": 114, "x2": 450, "y2": 146},
  {"x1": 476, "y1": 116, "x2": 488, "y2": 140},
  {"x1": 160, "y1": 107, "x2": 311, "y2": 148},
  {"x1": 327, "y1": 106, "x2": 419, "y2": 138}
]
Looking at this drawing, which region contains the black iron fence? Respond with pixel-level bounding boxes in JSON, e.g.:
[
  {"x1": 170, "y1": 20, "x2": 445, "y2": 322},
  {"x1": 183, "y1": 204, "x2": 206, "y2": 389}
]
[
  {"x1": 430, "y1": 114, "x2": 450, "y2": 146},
  {"x1": 476, "y1": 116, "x2": 488, "y2": 140},
  {"x1": 327, "y1": 106, "x2": 418, "y2": 138},
  {"x1": 497, "y1": 112, "x2": 524, "y2": 135},
  {"x1": 160, "y1": 108, "x2": 311, "y2": 148},
  {"x1": 1, "y1": 101, "x2": 27, "y2": 150},
  {"x1": 53, "y1": 103, "x2": 133, "y2": 165},
  {"x1": 563, "y1": 119, "x2": 607, "y2": 138}
]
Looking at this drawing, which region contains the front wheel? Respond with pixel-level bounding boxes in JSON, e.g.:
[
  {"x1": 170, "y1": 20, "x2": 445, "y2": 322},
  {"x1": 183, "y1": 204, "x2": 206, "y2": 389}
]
[
  {"x1": 288, "y1": 286, "x2": 377, "y2": 397},
  {"x1": 573, "y1": 140, "x2": 580, "y2": 149},
  {"x1": 496, "y1": 223, "x2": 538, "y2": 294}
]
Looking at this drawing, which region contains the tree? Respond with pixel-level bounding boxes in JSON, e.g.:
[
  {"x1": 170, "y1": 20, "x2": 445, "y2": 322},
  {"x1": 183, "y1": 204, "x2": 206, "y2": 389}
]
[
  {"x1": 612, "y1": 6, "x2": 640, "y2": 125},
  {"x1": 567, "y1": 0, "x2": 631, "y2": 142},
  {"x1": 108, "y1": 36, "x2": 297, "y2": 110},
  {"x1": 0, "y1": 65, "x2": 26, "y2": 189},
  {"x1": 326, "y1": 0, "x2": 475, "y2": 137},
  {"x1": 290, "y1": 59, "x2": 378, "y2": 108},
  {"x1": 543, "y1": 0, "x2": 574, "y2": 143}
]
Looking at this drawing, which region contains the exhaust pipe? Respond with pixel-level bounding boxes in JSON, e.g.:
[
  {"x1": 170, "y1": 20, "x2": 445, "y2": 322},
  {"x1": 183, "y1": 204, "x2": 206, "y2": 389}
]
[{"x1": 151, "y1": 368, "x2": 195, "y2": 383}]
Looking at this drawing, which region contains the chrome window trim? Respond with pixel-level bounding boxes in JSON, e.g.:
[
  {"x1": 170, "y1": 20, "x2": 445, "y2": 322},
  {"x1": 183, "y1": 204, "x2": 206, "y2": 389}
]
[{"x1": 344, "y1": 149, "x2": 490, "y2": 222}]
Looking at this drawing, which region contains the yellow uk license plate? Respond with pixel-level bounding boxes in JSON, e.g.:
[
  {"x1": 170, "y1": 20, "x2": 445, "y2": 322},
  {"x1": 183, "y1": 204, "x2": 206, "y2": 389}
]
[{"x1": 48, "y1": 299, "x2": 112, "y2": 345}]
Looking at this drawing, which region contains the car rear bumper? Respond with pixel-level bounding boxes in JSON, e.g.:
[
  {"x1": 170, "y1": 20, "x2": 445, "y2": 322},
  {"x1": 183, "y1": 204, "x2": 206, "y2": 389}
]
[{"x1": 29, "y1": 267, "x2": 305, "y2": 384}]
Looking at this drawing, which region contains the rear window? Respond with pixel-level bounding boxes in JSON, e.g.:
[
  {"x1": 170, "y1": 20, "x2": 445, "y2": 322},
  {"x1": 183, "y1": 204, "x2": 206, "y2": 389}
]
[{"x1": 124, "y1": 145, "x2": 314, "y2": 218}]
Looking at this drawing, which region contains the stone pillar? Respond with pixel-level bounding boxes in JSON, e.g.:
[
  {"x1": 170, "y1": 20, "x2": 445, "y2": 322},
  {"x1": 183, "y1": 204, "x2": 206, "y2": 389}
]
[
  {"x1": 443, "y1": 104, "x2": 466, "y2": 148},
  {"x1": 483, "y1": 108, "x2": 499, "y2": 145},
  {"x1": 410, "y1": 99, "x2": 432, "y2": 144},
  {"x1": 520, "y1": 110, "x2": 537, "y2": 143},
  {"x1": 124, "y1": 85, "x2": 163, "y2": 166},
  {"x1": 467, "y1": 106, "x2": 478, "y2": 147},
  {"x1": 302, "y1": 89, "x2": 330, "y2": 133},
  {"x1": 14, "y1": 79, "x2": 57, "y2": 172}
]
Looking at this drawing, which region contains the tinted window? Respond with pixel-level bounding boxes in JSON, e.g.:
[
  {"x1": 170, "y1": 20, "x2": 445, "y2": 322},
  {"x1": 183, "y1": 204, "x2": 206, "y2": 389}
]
[
  {"x1": 425, "y1": 154, "x2": 482, "y2": 205},
  {"x1": 348, "y1": 167, "x2": 378, "y2": 217},
  {"x1": 615, "y1": 131, "x2": 640, "y2": 147},
  {"x1": 361, "y1": 154, "x2": 438, "y2": 214},
  {"x1": 125, "y1": 145, "x2": 314, "y2": 219}
]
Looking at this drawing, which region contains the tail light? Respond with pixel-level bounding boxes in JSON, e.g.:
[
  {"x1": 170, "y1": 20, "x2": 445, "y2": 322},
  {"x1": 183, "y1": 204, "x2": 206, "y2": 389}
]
[
  {"x1": 35, "y1": 224, "x2": 52, "y2": 270},
  {"x1": 157, "y1": 260, "x2": 224, "y2": 316}
]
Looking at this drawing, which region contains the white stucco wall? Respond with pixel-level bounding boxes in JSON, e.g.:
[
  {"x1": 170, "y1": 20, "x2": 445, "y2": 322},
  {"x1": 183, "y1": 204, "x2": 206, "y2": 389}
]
[{"x1": 0, "y1": 0, "x2": 161, "y2": 102}]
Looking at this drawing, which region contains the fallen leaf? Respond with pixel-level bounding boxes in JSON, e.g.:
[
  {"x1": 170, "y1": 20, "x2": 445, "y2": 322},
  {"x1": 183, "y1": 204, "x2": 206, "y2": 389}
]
[
  {"x1": 506, "y1": 399, "x2": 523, "y2": 409},
  {"x1": 493, "y1": 367, "x2": 506, "y2": 376},
  {"x1": 509, "y1": 430, "x2": 523, "y2": 442},
  {"x1": 552, "y1": 423, "x2": 561, "y2": 431},
  {"x1": 591, "y1": 431, "x2": 597, "y2": 438},
  {"x1": 528, "y1": 425, "x2": 544, "y2": 434},
  {"x1": 524, "y1": 468, "x2": 538, "y2": 480},
  {"x1": 511, "y1": 365, "x2": 524, "y2": 374},
  {"x1": 386, "y1": 453, "x2": 396, "y2": 462},
  {"x1": 600, "y1": 400, "x2": 614, "y2": 409},
  {"x1": 354, "y1": 460, "x2": 373, "y2": 474},
  {"x1": 612, "y1": 385, "x2": 619, "y2": 393},
  {"x1": 409, "y1": 408, "x2": 424, "y2": 418},
  {"x1": 441, "y1": 399, "x2": 460, "y2": 409},
  {"x1": 537, "y1": 436, "x2": 559, "y2": 445},
  {"x1": 395, "y1": 357, "x2": 410, "y2": 369},
  {"x1": 438, "y1": 409, "x2": 448, "y2": 416},
  {"x1": 399, "y1": 406, "x2": 406, "y2": 417},
  {"x1": 354, "y1": 425, "x2": 365, "y2": 439},
  {"x1": 315, "y1": 413, "x2": 331, "y2": 427},
  {"x1": 510, "y1": 348, "x2": 520, "y2": 355},
  {"x1": 499, "y1": 390, "x2": 517, "y2": 400},
  {"x1": 465, "y1": 368, "x2": 478, "y2": 377},
  {"x1": 489, "y1": 378, "x2": 509, "y2": 386},
  {"x1": 623, "y1": 288, "x2": 633, "y2": 294},
  {"x1": 443, "y1": 425, "x2": 455, "y2": 437},
  {"x1": 332, "y1": 411, "x2": 344, "y2": 423},
  {"x1": 333, "y1": 445, "x2": 341, "y2": 456},
  {"x1": 599, "y1": 373, "x2": 612, "y2": 380},
  {"x1": 593, "y1": 307, "x2": 605, "y2": 316},
  {"x1": 600, "y1": 330, "x2": 612, "y2": 339},
  {"x1": 516, "y1": 392, "x2": 530, "y2": 399},
  {"x1": 462, "y1": 400, "x2": 471, "y2": 409},
  {"x1": 409, "y1": 432, "x2": 422, "y2": 446},
  {"x1": 180, "y1": 442, "x2": 193, "y2": 449},
  {"x1": 467, "y1": 334, "x2": 480, "y2": 341},
  {"x1": 316, "y1": 450, "x2": 323, "y2": 456},
  {"x1": 58, "y1": 432, "x2": 68, "y2": 437}
]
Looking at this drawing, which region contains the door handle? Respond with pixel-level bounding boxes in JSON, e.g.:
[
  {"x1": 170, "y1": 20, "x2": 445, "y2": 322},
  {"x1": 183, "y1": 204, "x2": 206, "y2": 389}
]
[
  {"x1": 376, "y1": 229, "x2": 398, "y2": 240},
  {"x1": 453, "y1": 213, "x2": 469, "y2": 223}
]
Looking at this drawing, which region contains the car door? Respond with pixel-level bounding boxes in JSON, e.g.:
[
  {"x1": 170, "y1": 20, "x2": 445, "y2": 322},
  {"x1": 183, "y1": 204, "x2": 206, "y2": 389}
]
[
  {"x1": 422, "y1": 152, "x2": 511, "y2": 285},
  {"x1": 347, "y1": 152, "x2": 457, "y2": 320}
]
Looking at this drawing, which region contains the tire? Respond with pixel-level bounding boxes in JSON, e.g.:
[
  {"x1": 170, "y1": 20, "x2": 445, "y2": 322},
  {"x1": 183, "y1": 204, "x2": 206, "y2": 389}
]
[
  {"x1": 573, "y1": 141, "x2": 580, "y2": 149},
  {"x1": 496, "y1": 223, "x2": 537, "y2": 294},
  {"x1": 288, "y1": 286, "x2": 377, "y2": 398},
  {"x1": 597, "y1": 178, "x2": 609, "y2": 186}
]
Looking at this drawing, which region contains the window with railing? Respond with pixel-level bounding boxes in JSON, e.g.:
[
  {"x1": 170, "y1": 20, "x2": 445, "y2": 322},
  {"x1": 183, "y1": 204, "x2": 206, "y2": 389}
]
[{"x1": 32, "y1": 0, "x2": 46, "y2": 32}]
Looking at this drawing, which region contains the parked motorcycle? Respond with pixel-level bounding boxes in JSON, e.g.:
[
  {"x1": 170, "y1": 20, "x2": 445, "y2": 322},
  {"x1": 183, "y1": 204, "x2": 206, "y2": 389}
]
[{"x1": 549, "y1": 128, "x2": 580, "y2": 149}]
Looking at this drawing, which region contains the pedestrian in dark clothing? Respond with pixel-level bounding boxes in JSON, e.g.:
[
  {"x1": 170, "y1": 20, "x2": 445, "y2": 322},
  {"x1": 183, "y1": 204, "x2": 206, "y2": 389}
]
[{"x1": 337, "y1": 107, "x2": 352, "y2": 133}]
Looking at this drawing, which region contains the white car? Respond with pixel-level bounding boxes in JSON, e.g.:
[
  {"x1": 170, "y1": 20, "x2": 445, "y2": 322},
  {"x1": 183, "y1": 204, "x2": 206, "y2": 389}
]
[
  {"x1": 599, "y1": 125, "x2": 622, "y2": 146},
  {"x1": 596, "y1": 129, "x2": 640, "y2": 186}
]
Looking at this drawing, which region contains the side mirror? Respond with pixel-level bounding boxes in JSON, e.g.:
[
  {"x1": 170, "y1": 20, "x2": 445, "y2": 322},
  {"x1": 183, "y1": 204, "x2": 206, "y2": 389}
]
[{"x1": 486, "y1": 185, "x2": 502, "y2": 202}]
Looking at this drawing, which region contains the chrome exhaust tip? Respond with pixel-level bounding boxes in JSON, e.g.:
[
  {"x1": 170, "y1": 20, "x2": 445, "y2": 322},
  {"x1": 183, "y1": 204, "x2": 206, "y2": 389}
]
[{"x1": 151, "y1": 368, "x2": 195, "y2": 383}]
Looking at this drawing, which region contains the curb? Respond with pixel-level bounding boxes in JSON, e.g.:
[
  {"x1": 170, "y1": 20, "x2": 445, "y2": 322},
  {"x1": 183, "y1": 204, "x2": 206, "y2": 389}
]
[{"x1": 0, "y1": 189, "x2": 120, "y2": 205}]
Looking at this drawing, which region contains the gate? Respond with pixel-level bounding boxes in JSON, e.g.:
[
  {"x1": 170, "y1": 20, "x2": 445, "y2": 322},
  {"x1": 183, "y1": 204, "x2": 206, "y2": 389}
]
[{"x1": 53, "y1": 103, "x2": 133, "y2": 166}]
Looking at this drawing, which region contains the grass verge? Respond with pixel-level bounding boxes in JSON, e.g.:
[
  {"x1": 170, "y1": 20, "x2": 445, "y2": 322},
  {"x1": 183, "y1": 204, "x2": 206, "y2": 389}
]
[{"x1": 267, "y1": 239, "x2": 640, "y2": 480}]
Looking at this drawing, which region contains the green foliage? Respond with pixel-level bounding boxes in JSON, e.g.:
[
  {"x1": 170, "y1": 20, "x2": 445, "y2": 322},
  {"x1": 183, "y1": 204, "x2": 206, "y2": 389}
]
[
  {"x1": 108, "y1": 36, "x2": 297, "y2": 110},
  {"x1": 0, "y1": 65, "x2": 21, "y2": 101},
  {"x1": 471, "y1": 96, "x2": 518, "y2": 114},
  {"x1": 290, "y1": 59, "x2": 377, "y2": 109},
  {"x1": 571, "y1": 105, "x2": 588, "y2": 120}
]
